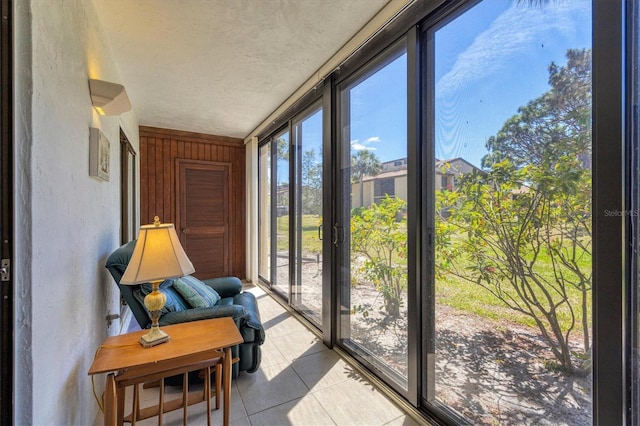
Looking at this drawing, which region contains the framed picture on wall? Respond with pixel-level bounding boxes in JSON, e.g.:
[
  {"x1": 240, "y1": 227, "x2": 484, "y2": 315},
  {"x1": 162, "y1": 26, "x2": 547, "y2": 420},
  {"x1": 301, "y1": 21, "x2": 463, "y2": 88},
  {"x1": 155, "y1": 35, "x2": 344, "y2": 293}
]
[{"x1": 89, "y1": 127, "x2": 110, "y2": 181}]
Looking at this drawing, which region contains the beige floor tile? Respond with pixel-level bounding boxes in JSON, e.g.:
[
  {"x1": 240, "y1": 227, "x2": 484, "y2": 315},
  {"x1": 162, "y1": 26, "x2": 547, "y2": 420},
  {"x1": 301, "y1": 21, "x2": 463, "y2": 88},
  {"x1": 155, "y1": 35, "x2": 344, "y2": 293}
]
[
  {"x1": 248, "y1": 395, "x2": 336, "y2": 426},
  {"x1": 263, "y1": 313, "x2": 311, "y2": 337},
  {"x1": 229, "y1": 416, "x2": 252, "y2": 425},
  {"x1": 312, "y1": 379, "x2": 405, "y2": 425},
  {"x1": 272, "y1": 330, "x2": 329, "y2": 363},
  {"x1": 257, "y1": 335, "x2": 289, "y2": 369},
  {"x1": 235, "y1": 361, "x2": 310, "y2": 416},
  {"x1": 252, "y1": 297, "x2": 284, "y2": 320},
  {"x1": 383, "y1": 414, "x2": 423, "y2": 425},
  {"x1": 244, "y1": 288, "x2": 281, "y2": 315},
  {"x1": 291, "y1": 350, "x2": 352, "y2": 393}
]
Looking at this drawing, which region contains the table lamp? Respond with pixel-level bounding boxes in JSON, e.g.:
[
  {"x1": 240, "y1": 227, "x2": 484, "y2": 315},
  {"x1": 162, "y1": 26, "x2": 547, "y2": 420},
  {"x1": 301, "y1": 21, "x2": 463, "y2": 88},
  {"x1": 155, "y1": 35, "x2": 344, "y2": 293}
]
[{"x1": 120, "y1": 216, "x2": 195, "y2": 347}]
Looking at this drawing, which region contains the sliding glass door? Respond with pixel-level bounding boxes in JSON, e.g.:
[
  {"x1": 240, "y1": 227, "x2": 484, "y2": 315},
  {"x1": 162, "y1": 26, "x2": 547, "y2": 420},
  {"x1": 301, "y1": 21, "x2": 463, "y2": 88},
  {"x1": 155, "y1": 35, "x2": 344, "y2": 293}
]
[
  {"x1": 273, "y1": 129, "x2": 290, "y2": 297},
  {"x1": 258, "y1": 142, "x2": 271, "y2": 283},
  {"x1": 258, "y1": 129, "x2": 289, "y2": 297},
  {"x1": 427, "y1": 1, "x2": 592, "y2": 423},
  {"x1": 337, "y1": 43, "x2": 409, "y2": 389},
  {"x1": 258, "y1": 104, "x2": 324, "y2": 327},
  {"x1": 252, "y1": 0, "x2": 624, "y2": 422},
  {"x1": 292, "y1": 104, "x2": 324, "y2": 326}
]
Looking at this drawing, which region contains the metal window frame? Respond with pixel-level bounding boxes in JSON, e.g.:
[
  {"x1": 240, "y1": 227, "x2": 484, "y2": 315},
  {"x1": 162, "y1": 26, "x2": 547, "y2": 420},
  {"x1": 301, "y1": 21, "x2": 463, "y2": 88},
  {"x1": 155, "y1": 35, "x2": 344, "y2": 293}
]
[
  {"x1": 0, "y1": 0, "x2": 12, "y2": 424},
  {"x1": 593, "y1": 1, "x2": 626, "y2": 424},
  {"x1": 627, "y1": 2, "x2": 640, "y2": 423},
  {"x1": 257, "y1": 139, "x2": 273, "y2": 285}
]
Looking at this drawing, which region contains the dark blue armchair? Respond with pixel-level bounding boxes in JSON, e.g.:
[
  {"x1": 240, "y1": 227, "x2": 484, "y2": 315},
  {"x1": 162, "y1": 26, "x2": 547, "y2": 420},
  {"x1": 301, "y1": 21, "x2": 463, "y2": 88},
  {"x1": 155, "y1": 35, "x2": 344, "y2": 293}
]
[{"x1": 105, "y1": 240, "x2": 264, "y2": 378}]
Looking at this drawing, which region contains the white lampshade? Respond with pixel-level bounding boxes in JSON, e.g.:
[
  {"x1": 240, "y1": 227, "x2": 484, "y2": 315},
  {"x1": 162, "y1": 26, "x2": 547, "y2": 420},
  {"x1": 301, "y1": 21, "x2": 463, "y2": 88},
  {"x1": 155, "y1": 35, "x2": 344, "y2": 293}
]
[{"x1": 120, "y1": 217, "x2": 195, "y2": 285}]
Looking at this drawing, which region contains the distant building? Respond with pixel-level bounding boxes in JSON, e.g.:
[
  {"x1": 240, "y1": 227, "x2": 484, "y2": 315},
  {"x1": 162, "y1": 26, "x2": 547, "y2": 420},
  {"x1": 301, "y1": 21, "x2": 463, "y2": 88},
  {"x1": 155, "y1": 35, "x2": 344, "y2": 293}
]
[
  {"x1": 351, "y1": 157, "x2": 481, "y2": 208},
  {"x1": 434, "y1": 157, "x2": 481, "y2": 192}
]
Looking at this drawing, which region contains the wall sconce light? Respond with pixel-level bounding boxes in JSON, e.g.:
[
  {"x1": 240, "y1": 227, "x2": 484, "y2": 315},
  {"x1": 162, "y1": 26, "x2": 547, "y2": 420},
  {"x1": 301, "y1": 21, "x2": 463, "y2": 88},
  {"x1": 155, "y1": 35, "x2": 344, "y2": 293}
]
[{"x1": 89, "y1": 79, "x2": 131, "y2": 116}]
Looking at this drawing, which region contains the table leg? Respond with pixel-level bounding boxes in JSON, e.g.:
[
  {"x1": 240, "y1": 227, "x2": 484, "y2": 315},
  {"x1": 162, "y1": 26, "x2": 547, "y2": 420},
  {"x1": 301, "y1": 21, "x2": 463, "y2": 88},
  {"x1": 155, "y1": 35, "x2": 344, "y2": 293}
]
[
  {"x1": 215, "y1": 363, "x2": 221, "y2": 410},
  {"x1": 223, "y1": 347, "x2": 232, "y2": 426},
  {"x1": 205, "y1": 366, "x2": 211, "y2": 426},
  {"x1": 116, "y1": 383, "x2": 125, "y2": 426},
  {"x1": 104, "y1": 374, "x2": 116, "y2": 426},
  {"x1": 131, "y1": 384, "x2": 139, "y2": 425},
  {"x1": 182, "y1": 372, "x2": 188, "y2": 426}
]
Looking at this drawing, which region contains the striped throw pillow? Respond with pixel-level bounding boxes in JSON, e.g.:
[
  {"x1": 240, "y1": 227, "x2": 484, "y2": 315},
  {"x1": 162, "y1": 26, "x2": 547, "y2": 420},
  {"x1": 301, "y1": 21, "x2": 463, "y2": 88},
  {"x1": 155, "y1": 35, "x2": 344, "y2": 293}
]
[{"x1": 173, "y1": 275, "x2": 221, "y2": 308}]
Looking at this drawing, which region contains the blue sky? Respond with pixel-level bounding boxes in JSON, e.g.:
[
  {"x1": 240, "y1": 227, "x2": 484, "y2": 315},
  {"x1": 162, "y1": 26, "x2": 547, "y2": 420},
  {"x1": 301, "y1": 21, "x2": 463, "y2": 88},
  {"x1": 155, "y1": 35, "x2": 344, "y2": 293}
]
[{"x1": 348, "y1": 0, "x2": 592, "y2": 168}]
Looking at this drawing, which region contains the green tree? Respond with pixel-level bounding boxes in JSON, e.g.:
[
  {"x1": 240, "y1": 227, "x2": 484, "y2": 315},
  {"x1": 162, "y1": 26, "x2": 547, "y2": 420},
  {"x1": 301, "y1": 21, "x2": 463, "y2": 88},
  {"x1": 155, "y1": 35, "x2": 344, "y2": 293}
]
[
  {"x1": 351, "y1": 196, "x2": 407, "y2": 317},
  {"x1": 437, "y1": 49, "x2": 592, "y2": 375},
  {"x1": 275, "y1": 136, "x2": 289, "y2": 208},
  {"x1": 351, "y1": 150, "x2": 381, "y2": 207},
  {"x1": 276, "y1": 136, "x2": 288, "y2": 160},
  {"x1": 437, "y1": 159, "x2": 591, "y2": 374},
  {"x1": 482, "y1": 49, "x2": 591, "y2": 170},
  {"x1": 301, "y1": 148, "x2": 322, "y2": 215}
]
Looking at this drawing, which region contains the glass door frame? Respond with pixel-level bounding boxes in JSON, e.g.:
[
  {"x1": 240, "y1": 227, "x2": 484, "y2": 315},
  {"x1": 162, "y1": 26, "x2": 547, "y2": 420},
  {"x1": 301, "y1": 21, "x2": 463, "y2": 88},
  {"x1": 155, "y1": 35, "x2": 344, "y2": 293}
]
[
  {"x1": 627, "y1": 0, "x2": 640, "y2": 423},
  {"x1": 417, "y1": 0, "x2": 624, "y2": 423},
  {"x1": 593, "y1": 1, "x2": 626, "y2": 424},
  {"x1": 273, "y1": 126, "x2": 291, "y2": 299},
  {"x1": 333, "y1": 36, "x2": 419, "y2": 402},
  {"x1": 291, "y1": 100, "x2": 325, "y2": 328},
  {"x1": 257, "y1": 139, "x2": 272, "y2": 285},
  {"x1": 419, "y1": 3, "x2": 479, "y2": 421},
  {"x1": 258, "y1": 125, "x2": 292, "y2": 299},
  {"x1": 0, "y1": 0, "x2": 12, "y2": 423},
  {"x1": 258, "y1": 97, "x2": 329, "y2": 332}
]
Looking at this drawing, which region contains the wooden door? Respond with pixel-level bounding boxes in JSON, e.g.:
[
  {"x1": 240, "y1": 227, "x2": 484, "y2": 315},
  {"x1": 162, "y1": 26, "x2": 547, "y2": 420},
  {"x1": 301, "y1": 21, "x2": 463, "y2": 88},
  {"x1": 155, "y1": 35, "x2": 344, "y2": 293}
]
[{"x1": 176, "y1": 159, "x2": 232, "y2": 279}]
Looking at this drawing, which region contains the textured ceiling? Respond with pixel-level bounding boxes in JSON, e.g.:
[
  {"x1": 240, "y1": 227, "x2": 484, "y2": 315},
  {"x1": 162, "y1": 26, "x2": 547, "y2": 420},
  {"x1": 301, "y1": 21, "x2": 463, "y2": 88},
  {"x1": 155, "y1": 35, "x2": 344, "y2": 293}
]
[{"x1": 93, "y1": 0, "x2": 390, "y2": 139}]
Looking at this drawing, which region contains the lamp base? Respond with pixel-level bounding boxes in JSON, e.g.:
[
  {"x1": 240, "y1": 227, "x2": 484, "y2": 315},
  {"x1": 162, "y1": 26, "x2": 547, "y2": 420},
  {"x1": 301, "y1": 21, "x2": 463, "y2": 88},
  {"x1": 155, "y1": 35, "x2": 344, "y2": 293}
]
[
  {"x1": 140, "y1": 282, "x2": 170, "y2": 348},
  {"x1": 139, "y1": 327, "x2": 170, "y2": 348}
]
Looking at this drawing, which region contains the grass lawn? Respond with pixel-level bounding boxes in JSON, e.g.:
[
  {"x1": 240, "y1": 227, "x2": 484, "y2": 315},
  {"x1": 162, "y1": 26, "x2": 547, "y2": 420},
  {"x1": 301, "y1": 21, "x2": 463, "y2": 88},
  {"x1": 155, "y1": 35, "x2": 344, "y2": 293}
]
[
  {"x1": 277, "y1": 213, "x2": 591, "y2": 337},
  {"x1": 436, "y1": 231, "x2": 592, "y2": 332},
  {"x1": 276, "y1": 214, "x2": 323, "y2": 253}
]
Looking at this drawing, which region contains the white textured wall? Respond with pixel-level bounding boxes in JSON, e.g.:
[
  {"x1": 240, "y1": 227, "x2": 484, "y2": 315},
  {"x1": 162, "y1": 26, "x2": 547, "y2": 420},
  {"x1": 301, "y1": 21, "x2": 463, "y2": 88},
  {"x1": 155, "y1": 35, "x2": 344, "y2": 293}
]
[{"x1": 14, "y1": 0, "x2": 139, "y2": 424}]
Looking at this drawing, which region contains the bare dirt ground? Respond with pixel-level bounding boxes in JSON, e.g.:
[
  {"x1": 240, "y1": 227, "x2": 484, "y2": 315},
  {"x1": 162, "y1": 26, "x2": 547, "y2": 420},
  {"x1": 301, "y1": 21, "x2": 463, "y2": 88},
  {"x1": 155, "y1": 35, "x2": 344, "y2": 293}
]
[
  {"x1": 430, "y1": 305, "x2": 590, "y2": 425},
  {"x1": 347, "y1": 284, "x2": 592, "y2": 426},
  {"x1": 279, "y1": 257, "x2": 592, "y2": 425}
]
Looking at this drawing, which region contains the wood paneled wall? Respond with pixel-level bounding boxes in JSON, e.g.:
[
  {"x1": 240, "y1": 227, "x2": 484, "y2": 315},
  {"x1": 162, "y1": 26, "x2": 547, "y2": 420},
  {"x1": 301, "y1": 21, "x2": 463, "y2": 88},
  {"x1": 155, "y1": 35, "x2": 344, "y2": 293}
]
[{"x1": 139, "y1": 126, "x2": 246, "y2": 279}]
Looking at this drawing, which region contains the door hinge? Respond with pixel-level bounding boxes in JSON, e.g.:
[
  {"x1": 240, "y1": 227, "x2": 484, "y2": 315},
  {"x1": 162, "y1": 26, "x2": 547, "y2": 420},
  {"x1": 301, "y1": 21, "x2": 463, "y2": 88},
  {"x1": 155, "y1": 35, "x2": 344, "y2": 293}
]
[{"x1": 1, "y1": 259, "x2": 9, "y2": 281}]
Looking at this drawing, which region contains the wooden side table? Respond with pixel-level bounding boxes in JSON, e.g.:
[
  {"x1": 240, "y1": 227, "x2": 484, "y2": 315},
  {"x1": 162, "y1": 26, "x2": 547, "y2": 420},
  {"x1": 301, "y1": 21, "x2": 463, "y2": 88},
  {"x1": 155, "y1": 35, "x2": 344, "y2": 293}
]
[{"x1": 89, "y1": 317, "x2": 243, "y2": 426}]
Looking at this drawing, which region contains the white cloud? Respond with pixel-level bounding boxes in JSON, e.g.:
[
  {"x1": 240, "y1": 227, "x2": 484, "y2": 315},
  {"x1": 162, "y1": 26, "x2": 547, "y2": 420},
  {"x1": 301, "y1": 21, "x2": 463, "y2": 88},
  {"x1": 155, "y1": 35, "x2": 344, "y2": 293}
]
[
  {"x1": 351, "y1": 137, "x2": 379, "y2": 150},
  {"x1": 436, "y1": 1, "x2": 589, "y2": 99},
  {"x1": 351, "y1": 143, "x2": 376, "y2": 151}
]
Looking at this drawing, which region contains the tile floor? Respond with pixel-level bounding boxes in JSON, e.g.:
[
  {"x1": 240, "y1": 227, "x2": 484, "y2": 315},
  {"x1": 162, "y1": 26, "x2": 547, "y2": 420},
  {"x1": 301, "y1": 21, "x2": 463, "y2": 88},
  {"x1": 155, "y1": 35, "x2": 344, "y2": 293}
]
[{"x1": 104, "y1": 285, "x2": 422, "y2": 425}]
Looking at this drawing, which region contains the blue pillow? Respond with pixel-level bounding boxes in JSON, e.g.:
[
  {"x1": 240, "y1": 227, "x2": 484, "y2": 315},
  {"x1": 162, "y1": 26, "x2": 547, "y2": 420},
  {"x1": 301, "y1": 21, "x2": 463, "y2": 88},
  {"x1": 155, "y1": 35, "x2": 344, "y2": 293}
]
[
  {"x1": 173, "y1": 276, "x2": 221, "y2": 308},
  {"x1": 135, "y1": 279, "x2": 189, "y2": 315}
]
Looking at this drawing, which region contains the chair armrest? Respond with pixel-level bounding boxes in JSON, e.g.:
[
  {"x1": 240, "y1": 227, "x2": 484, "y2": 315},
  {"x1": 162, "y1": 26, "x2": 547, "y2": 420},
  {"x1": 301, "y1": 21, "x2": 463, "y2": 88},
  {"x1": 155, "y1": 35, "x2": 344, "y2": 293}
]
[
  {"x1": 158, "y1": 305, "x2": 246, "y2": 326},
  {"x1": 203, "y1": 277, "x2": 242, "y2": 298},
  {"x1": 233, "y1": 292, "x2": 265, "y2": 345}
]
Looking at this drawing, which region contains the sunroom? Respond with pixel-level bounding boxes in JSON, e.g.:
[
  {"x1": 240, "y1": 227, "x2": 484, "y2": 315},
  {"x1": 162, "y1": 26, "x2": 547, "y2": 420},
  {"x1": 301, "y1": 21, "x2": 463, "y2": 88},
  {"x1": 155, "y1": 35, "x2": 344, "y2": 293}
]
[{"x1": 5, "y1": 0, "x2": 638, "y2": 424}]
